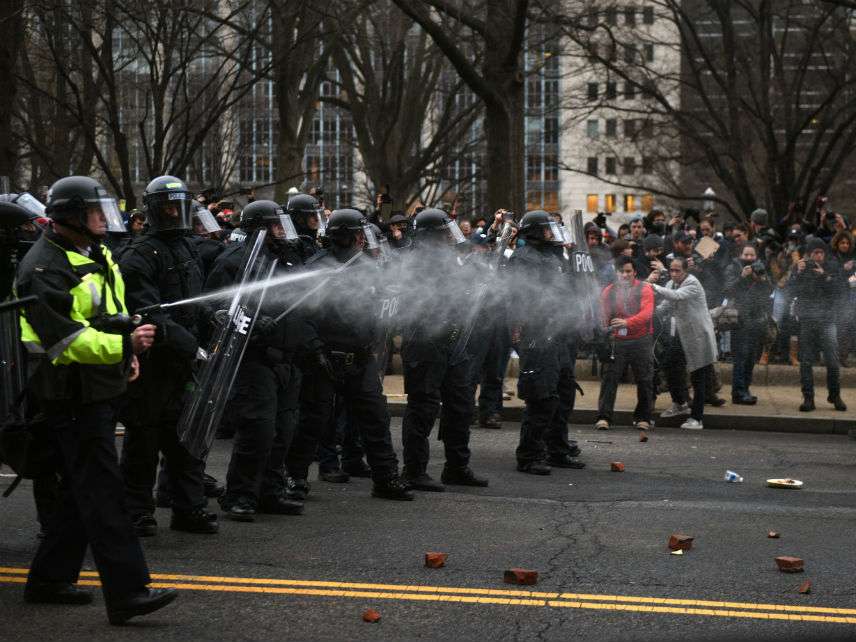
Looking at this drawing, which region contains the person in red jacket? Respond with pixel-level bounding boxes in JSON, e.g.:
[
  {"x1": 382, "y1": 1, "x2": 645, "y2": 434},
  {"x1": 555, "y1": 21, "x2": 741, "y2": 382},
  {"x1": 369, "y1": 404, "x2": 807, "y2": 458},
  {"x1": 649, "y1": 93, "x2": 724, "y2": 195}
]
[{"x1": 595, "y1": 256, "x2": 655, "y2": 430}]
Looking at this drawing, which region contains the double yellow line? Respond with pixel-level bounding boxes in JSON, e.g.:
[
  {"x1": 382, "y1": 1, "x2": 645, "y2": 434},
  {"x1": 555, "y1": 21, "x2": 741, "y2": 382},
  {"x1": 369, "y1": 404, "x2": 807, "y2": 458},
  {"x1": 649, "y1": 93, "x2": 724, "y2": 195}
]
[{"x1": 2, "y1": 567, "x2": 855, "y2": 625}]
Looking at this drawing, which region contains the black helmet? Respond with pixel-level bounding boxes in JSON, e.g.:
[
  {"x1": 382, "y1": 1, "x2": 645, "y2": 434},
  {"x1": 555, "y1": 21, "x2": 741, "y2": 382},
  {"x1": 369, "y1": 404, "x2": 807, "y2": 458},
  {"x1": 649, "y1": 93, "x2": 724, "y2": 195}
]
[
  {"x1": 519, "y1": 209, "x2": 562, "y2": 244},
  {"x1": 0, "y1": 200, "x2": 37, "y2": 229},
  {"x1": 142, "y1": 175, "x2": 192, "y2": 233},
  {"x1": 413, "y1": 208, "x2": 466, "y2": 245},
  {"x1": 286, "y1": 193, "x2": 323, "y2": 235},
  {"x1": 0, "y1": 192, "x2": 45, "y2": 219},
  {"x1": 326, "y1": 208, "x2": 378, "y2": 249},
  {"x1": 240, "y1": 200, "x2": 298, "y2": 240},
  {"x1": 45, "y1": 176, "x2": 125, "y2": 236}
]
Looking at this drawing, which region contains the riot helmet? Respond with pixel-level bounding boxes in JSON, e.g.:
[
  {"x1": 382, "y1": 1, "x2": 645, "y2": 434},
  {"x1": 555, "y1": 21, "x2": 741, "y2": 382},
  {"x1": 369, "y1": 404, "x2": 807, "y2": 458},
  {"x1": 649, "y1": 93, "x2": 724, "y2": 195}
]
[
  {"x1": 142, "y1": 175, "x2": 193, "y2": 233},
  {"x1": 412, "y1": 208, "x2": 466, "y2": 245},
  {"x1": 0, "y1": 192, "x2": 46, "y2": 219},
  {"x1": 326, "y1": 208, "x2": 378, "y2": 251},
  {"x1": 519, "y1": 210, "x2": 563, "y2": 245},
  {"x1": 286, "y1": 192, "x2": 325, "y2": 237},
  {"x1": 240, "y1": 199, "x2": 299, "y2": 256},
  {"x1": 192, "y1": 203, "x2": 222, "y2": 235},
  {"x1": 45, "y1": 176, "x2": 126, "y2": 238}
]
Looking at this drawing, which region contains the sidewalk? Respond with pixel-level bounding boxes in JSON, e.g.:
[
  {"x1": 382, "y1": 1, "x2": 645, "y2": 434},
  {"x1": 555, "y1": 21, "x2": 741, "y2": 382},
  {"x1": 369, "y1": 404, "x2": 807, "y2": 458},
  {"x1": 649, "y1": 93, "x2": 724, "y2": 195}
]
[{"x1": 381, "y1": 375, "x2": 856, "y2": 435}]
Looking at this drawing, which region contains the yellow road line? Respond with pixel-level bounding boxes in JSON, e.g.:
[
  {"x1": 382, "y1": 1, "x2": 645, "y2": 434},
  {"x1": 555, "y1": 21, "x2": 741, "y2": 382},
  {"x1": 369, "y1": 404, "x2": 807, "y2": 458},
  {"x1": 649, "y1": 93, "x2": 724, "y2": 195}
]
[{"x1": 1, "y1": 568, "x2": 854, "y2": 625}]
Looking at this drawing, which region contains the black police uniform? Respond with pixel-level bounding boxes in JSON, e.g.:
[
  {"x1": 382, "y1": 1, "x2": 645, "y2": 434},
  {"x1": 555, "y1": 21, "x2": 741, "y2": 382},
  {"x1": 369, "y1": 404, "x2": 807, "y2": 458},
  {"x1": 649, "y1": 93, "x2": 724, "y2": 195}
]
[
  {"x1": 118, "y1": 178, "x2": 214, "y2": 533},
  {"x1": 399, "y1": 242, "x2": 486, "y2": 488},
  {"x1": 509, "y1": 222, "x2": 583, "y2": 473},
  {"x1": 208, "y1": 230, "x2": 307, "y2": 516},
  {"x1": 285, "y1": 213, "x2": 410, "y2": 500}
]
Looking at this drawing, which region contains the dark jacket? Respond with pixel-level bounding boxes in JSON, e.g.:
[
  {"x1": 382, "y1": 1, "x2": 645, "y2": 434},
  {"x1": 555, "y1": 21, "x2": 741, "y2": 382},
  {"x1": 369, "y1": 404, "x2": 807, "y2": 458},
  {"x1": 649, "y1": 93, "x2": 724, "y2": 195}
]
[
  {"x1": 788, "y1": 259, "x2": 847, "y2": 322},
  {"x1": 16, "y1": 231, "x2": 133, "y2": 403},
  {"x1": 723, "y1": 259, "x2": 773, "y2": 327}
]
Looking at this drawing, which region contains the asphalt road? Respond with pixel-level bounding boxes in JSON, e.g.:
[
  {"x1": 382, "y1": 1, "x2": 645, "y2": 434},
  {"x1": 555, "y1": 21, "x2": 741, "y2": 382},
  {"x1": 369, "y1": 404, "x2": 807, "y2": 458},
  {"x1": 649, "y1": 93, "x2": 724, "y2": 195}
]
[{"x1": 2, "y1": 419, "x2": 855, "y2": 641}]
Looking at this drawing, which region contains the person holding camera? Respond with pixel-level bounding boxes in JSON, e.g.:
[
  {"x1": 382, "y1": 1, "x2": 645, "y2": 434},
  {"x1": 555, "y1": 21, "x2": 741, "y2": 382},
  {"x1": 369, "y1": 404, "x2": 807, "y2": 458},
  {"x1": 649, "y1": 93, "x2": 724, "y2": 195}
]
[
  {"x1": 724, "y1": 244, "x2": 772, "y2": 404},
  {"x1": 790, "y1": 237, "x2": 847, "y2": 411}
]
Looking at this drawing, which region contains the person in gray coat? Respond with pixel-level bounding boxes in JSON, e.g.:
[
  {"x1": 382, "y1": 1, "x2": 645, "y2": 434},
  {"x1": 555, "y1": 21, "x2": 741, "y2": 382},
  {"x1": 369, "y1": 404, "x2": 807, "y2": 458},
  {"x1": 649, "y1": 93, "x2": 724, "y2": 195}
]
[{"x1": 646, "y1": 257, "x2": 718, "y2": 429}]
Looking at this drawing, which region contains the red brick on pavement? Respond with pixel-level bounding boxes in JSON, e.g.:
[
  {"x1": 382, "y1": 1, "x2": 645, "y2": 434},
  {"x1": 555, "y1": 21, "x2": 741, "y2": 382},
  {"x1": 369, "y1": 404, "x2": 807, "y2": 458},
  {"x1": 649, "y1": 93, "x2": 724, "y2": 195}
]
[
  {"x1": 668, "y1": 534, "x2": 694, "y2": 551},
  {"x1": 425, "y1": 552, "x2": 447, "y2": 568},
  {"x1": 775, "y1": 556, "x2": 805, "y2": 572},
  {"x1": 504, "y1": 568, "x2": 538, "y2": 585}
]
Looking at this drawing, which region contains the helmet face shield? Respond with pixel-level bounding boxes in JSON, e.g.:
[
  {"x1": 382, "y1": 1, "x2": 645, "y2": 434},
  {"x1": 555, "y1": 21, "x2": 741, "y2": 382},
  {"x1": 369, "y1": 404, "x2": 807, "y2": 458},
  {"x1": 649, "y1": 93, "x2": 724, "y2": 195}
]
[
  {"x1": 194, "y1": 209, "x2": 221, "y2": 234},
  {"x1": 93, "y1": 197, "x2": 127, "y2": 233},
  {"x1": 447, "y1": 220, "x2": 467, "y2": 244},
  {"x1": 362, "y1": 224, "x2": 380, "y2": 250},
  {"x1": 15, "y1": 193, "x2": 46, "y2": 217},
  {"x1": 147, "y1": 190, "x2": 192, "y2": 232},
  {"x1": 278, "y1": 213, "x2": 299, "y2": 241},
  {"x1": 546, "y1": 221, "x2": 565, "y2": 245}
]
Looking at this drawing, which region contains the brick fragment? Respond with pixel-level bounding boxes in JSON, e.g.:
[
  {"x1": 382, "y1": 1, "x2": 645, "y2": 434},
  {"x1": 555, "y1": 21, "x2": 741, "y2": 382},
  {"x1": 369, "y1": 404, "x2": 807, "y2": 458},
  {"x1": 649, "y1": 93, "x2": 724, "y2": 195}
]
[
  {"x1": 668, "y1": 533, "x2": 694, "y2": 551},
  {"x1": 425, "y1": 552, "x2": 447, "y2": 568},
  {"x1": 504, "y1": 568, "x2": 538, "y2": 585},
  {"x1": 610, "y1": 462, "x2": 625, "y2": 472},
  {"x1": 798, "y1": 580, "x2": 812, "y2": 594},
  {"x1": 767, "y1": 531, "x2": 780, "y2": 539},
  {"x1": 775, "y1": 556, "x2": 804, "y2": 573},
  {"x1": 639, "y1": 433, "x2": 648, "y2": 443},
  {"x1": 362, "y1": 609, "x2": 381, "y2": 623}
]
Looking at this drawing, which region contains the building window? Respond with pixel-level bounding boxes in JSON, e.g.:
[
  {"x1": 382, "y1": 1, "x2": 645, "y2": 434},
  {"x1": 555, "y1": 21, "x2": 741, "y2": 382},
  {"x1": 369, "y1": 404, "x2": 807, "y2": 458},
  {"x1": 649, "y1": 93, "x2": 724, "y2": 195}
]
[
  {"x1": 605, "y1": 157, "x2": 617, "y2": 174},
  {"x1": 624, "y1": 194, "x2": 636, "y2": 212},
  {"x1": 623, "y1": 44, "x2": 637, "y2": 64},
  {"x1": 625, "y1": 81, "x2": 637, "y2": 99},
  {"x1": 644, "y1": 44, "x2": 655, "y2": 62},
  {"x1": 624, "y1": 7, "x2": 636, "y2": 26},
  {"x1": 586, "y1": 119, "x2": 599, "y2": 138},
  {"x1": 606, "y1": 82, "x2": 617, "y2": 100},
  {"x1": 643, "y1": 6, "x2": 654, "y2": 24},
  {"x1": 624, "y1": 119, "x2": 637, "y2": 138},
  {"x1": 605, "y1": 6, "x2": 617, "y2": 25},
  {"x1": 624, "y1": 157, "x2": 637, "y2": 174},
  {"x1": 643, "y1": 79, "x2": 656, "y2": 99},
  {"x1": 642, "y1": 193, "x2": 654, "y2": 211},
  {"x1": 586, "y1": 194, "x2": 599, "y2": 213},
  {"x1": 587, "y1": 156, "x2": 599, "y2": 175},
  {"x1": 587, "y1": 82, "x2": 599, "y2": 100},
  {"x1": 642, "y1": 156, "x2": 654, "y2": 174},
  {"x1": 605, "y1": 194, "x2": 617, "y2": 213},
  {"x1": 544, "y1": 117, "x2": 559, "y2": 143},
  {"x1": 605, "y1": 119, "x2": 617, "y2": 137}
]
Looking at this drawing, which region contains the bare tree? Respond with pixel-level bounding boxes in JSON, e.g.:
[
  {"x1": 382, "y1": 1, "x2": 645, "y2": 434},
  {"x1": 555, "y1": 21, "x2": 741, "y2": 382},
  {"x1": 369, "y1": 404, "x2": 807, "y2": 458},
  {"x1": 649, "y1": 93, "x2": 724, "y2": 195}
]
[
  {"x1": 17, "y1": 0, "x2": 265, "y2": 207},
  {"x1": 557, "y1": 0, "x2": 856, "y2": 223},
  {"x1": 0, "y1": 1, "x2": 24, "y2": 183},
  {"x1": 391, "y1": 0, "x2": 530, "y2": 213},
  {"x1": 325, "y1": 1, "x2": 481, "y2": 209}
]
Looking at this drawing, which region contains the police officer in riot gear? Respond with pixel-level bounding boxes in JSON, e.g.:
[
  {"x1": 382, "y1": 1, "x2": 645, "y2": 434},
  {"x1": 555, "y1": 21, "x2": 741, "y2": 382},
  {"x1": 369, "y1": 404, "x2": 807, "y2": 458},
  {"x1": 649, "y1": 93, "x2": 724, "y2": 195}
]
[
  {"x1": 286, "y1": 208, "x2": 413, "y2": 501},
  {"x1": 286, "y1": 192, "x2": 324, "y2": 262},
  {"x1": 399, "y1": 208, "x2": 488, "y2": 492},
  {"x1": 118, "y1": 175, "x2": 218, "y2": 535},
  {"x1": 16, "y1": 175, "x2": 178, "y2": 624},
  {"x1": 207, "y1": 200, "x2": 307, "y2": 521},
  {"x1": 509, "y1": 210, "x2": 585, "y2": 475}
]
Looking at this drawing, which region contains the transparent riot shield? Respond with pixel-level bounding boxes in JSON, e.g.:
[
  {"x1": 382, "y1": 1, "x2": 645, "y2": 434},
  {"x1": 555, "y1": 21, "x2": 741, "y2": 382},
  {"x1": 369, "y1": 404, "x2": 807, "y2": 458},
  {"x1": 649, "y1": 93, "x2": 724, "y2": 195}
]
[
  {"x1": 568, "y1": 210, "x2": 602, "y2": 340},
  {"x1": 177, "y1": 231, "x2": 277, "y2": 459},
  {"x1": 0, "y1": 296, "x2": 35, "y2": 415}
]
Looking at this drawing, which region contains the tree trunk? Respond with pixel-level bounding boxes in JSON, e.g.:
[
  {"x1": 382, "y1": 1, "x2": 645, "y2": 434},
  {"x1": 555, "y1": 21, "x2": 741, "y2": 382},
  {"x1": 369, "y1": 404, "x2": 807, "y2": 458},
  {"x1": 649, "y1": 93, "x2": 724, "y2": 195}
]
[{"x1": 0, "y1": 0, "x2": 24, "y2": 182}]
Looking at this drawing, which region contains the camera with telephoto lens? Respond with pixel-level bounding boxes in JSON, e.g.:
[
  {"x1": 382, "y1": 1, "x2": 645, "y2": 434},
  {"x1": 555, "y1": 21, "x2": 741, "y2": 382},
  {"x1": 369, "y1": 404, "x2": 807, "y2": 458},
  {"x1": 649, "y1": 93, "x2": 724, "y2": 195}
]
[{"x1": 751, "y1": 260, "x2": 766, "y2": 276}]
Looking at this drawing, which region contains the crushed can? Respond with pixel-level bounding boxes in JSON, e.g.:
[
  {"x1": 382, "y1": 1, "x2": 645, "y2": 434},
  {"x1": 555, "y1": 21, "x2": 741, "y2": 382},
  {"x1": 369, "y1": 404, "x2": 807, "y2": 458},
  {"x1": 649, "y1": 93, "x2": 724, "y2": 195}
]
[{"x1": 724, "y1": 470, "x2": 744, "y2": 483}]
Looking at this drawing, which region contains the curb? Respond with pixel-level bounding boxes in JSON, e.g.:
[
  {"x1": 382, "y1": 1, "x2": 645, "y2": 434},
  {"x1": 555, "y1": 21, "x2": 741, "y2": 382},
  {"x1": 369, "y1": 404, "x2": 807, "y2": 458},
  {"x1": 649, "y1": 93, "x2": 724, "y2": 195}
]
[{"x1": 386, "y1": 403, "x2": 856, "y2": 436}]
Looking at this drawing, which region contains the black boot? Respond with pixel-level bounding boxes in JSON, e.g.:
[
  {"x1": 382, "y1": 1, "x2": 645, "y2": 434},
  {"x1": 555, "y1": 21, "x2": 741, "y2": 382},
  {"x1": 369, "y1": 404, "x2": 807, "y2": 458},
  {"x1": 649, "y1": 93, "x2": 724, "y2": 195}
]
[
  {"x1": 478, "y1": 414, "x2": 503, "y2": 429},
  {"x1": 107, "y1": 588, "x2": 178, "y2": 626},
  {"x1": 547, "y1": 453, "x2": 586, "y2": 469},
  {"x1": 828, "y1": 395, "x2": 847, "y2": 411},
  {"x1": 25, "y1": 581, "x2": 93, "y2": 605},
  {"x1": 441, "y1": 466, "x2": 489, "y2": 487},
  {"x1": 221, "y1": 496, "x2": 256, "y2": 522},
  {"x1": 403, "y1": 469, "x2": 445, "y2": 492},
  {"x1": 258, "y1": 494, "x2": 304, "y2": 515},
  {"x1": 342, "y1": 460, "x2": 372, "y2": 478},
  {"x1": 285, "y1": 477, "x2": 310, "y2": 502},
  {"x1": 170, "y1": 508, "x2": 219, "y2": 534},
  {"x1": 516, "y1": 460, "x2": 551, "y2": 475},
  {"x1": 319, "y1": 468, "x2": 350, "y2": 483},
  {"x1": 372, "y1": 475, "x2": 415, "y2": 501},
  {"x1": 131, "y1": 513, "x2": 157, "y2": 537},
  {"x1": 799, "y1": 396, "x2": 815, "y2": 412}
]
